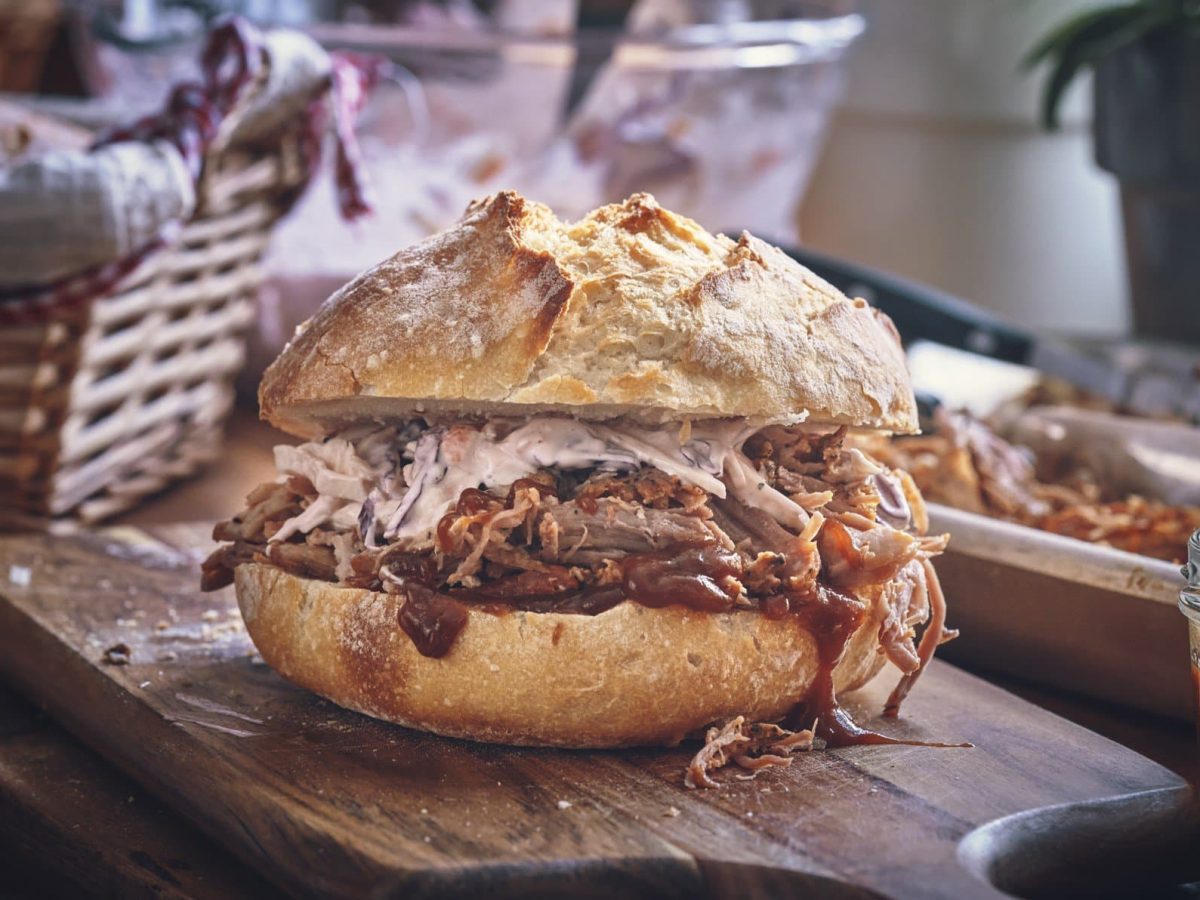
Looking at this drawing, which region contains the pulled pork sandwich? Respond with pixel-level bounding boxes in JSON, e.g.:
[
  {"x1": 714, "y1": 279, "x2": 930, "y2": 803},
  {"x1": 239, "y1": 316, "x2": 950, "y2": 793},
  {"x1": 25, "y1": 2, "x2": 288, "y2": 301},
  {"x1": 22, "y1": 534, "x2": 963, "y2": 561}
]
[{"x1": 203, "y1": 191, "x2": 953, "y2": 754}]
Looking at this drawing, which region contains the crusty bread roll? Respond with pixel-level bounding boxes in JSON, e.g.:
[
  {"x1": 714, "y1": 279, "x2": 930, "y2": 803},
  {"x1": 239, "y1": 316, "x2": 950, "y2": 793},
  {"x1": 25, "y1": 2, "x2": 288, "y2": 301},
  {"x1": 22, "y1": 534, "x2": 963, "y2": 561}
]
[
  {"x1": 260, "y1": 191, "x2": 917, "y2": 439},
  {"x1": 236, "y1": 563, "x2": 890, "y2": 748},
  {"x1": 222, "y1": 192, "x2": 941, "y2": 754}
]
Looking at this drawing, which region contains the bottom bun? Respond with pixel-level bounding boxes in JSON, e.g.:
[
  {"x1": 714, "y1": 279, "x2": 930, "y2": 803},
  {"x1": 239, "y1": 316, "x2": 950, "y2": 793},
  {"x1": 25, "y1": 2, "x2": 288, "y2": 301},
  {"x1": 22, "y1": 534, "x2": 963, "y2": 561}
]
[{"x1": 235, "y1": 563, "x2": 890, "y2": 748}]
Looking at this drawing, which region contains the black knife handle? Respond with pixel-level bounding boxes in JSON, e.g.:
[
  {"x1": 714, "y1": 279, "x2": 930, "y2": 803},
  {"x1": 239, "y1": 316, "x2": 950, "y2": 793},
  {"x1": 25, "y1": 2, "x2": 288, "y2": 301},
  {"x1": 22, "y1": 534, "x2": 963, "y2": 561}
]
[{"x1": 779, "y1": 245, "x2": 1035, "y2": 365}]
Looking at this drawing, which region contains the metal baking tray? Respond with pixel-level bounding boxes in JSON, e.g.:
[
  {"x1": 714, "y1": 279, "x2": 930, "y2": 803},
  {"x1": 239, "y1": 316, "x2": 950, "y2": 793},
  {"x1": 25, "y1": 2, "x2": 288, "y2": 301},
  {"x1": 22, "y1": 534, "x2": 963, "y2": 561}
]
[{"x1": 928, "y1": 503, "x2": 1190, "y2": 721}]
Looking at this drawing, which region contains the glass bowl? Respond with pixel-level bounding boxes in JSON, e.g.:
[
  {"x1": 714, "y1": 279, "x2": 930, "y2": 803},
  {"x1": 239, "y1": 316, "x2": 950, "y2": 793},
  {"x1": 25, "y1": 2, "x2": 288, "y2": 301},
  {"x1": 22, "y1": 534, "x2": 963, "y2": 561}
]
[{"x1": 245, "y1": 2, "x2": 861, "y2": 376}]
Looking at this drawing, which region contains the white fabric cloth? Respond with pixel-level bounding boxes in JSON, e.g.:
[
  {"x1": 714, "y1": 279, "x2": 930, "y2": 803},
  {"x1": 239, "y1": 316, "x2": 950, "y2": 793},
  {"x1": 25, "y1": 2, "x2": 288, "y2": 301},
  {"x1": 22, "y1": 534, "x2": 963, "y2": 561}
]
[
  {"x1": 0, "y1": 140, "x2": 195, "y2": 286},
  {"x1": 0, "y1": 28, "x2": 332, "y2": 290}
]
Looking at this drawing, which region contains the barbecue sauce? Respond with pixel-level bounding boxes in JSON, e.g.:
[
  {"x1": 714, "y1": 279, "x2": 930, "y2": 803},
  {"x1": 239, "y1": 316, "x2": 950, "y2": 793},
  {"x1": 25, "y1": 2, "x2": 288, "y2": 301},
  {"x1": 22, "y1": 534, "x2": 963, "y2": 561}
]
[
  {"x1": 465, "y1": 584, "x2": 626, "y2": 616},
  {"x1": 397, "y1": 583, "x2": 469, "y2": 658},
  {"x1": 393, "y1": 543, "x2": 741, "y2": 658},
  {"x1": 435, "y1": 488, "x2": 502, "y2": 551},
  {"x1": 378, "y1": 547, "x2": 439, "y2": 583},
  {"x1": 507, "y1": 476, "x2": 562, "y2": 504},
  {"x1": 781, "y1": 585, "x2": 967, "y2": 748},
  {"x1": 621, "y1": 544, "x2": 742, "y2": 612},
  {"x1": 452, "y1": 543, "x2": 741, "y2": 620},
  {"x1": 780, "y1": 586, "x2": 888, "y2": 745},
  {"x1": 393, "y1": 557, "x2": 957, "y2": 747},
  {"x1": 435, "y1": 481, "x2": 560, "y2": 552}
]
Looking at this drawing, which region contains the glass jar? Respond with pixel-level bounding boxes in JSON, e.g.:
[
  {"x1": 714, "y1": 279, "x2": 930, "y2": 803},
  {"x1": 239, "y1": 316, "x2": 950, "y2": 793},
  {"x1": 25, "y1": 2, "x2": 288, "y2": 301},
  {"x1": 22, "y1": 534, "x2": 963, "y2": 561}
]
[{"x1": 1181, "y1": 529, "x2": 1200, "y2": 738}]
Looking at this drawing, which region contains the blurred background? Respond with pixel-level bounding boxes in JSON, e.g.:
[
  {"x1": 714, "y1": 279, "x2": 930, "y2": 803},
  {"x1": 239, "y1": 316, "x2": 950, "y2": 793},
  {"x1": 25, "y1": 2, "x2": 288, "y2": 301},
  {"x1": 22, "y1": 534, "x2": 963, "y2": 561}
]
[{"x1": 6, "y1": 0, "x2": 1188, "y2": 353}]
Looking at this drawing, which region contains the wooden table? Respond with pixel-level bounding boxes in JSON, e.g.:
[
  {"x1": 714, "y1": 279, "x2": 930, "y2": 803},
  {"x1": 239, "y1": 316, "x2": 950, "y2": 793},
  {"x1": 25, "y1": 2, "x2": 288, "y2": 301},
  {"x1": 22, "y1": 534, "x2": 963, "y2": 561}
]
[{"x1": 2, "y1": 407, "x2": 1196, "y2": 897}]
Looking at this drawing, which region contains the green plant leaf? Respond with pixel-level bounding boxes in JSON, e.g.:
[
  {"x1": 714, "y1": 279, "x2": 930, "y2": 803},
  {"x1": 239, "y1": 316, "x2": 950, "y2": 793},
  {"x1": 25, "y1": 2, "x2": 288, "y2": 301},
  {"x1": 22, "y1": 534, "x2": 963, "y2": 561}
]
[
  {"x1": 1029, "y1": 4, "x2": 1177, "y2": 129},
  {"x1": 1021, "y1": 4, "x2": 1143, "y2": 71}
]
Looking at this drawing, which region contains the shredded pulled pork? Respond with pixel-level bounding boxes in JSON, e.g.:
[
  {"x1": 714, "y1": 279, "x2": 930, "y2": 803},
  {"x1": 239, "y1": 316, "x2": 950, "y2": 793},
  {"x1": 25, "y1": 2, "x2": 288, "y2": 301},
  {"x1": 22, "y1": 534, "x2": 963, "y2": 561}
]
[
  {"x1": 685, "y1": 716, "x2": 817, "y2": 789},
  {"x1": 204, "y1": 415, "x2": 949, "y2": 655},
  {"x1": 857, "y1": 409, "x2": 1200, "y2": 564},
  {"x1": 876, "y1": 560, "x2": 931, "y2": 673},
  {"x1": 884, "y1": 557, "x2": 953, "y2": 716}
]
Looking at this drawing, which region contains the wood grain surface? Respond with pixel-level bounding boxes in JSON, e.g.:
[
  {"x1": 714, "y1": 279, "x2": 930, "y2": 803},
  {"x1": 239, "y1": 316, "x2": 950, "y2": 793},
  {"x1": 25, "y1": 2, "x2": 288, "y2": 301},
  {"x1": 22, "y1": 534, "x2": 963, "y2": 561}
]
[
  {"x1": 0, "y1": 684, "x2": 283, "y2": 900},
  {"x1": 0, "y1": 524, "x2": 1194, "y2": 899}
]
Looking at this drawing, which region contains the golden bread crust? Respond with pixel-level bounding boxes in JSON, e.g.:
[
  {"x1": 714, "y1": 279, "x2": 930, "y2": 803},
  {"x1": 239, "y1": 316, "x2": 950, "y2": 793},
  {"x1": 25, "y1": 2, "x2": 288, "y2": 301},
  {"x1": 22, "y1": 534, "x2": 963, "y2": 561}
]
[{"x1": 260, "y1": 192, "x2": 918, "y2": 437}]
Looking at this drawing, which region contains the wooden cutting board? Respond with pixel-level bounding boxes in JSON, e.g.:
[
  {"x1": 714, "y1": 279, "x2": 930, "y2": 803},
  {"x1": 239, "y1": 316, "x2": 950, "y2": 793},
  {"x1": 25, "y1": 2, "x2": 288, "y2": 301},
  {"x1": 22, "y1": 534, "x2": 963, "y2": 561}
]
[
  {"x1": 0, "y1": 524, "x2": 1194, "y2": 900},
  {"x1": 0, "y1": 683, "x2": 285, "y2": 899}
]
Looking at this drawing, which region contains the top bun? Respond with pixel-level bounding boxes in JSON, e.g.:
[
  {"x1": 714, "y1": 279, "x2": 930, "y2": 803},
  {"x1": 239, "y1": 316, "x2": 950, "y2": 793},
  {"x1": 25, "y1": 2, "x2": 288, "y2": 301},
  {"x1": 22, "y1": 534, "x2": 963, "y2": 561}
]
[{"x1": 260, "y1": 191, "x2": 917, "y2": 438}]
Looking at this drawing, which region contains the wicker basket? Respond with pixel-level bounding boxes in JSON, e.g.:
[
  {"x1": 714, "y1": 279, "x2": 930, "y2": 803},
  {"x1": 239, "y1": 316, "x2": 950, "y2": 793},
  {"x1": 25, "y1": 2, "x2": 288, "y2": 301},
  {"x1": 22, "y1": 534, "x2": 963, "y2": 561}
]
[{"x1": 0, "y1": 137, "x2": 308, "y2": 527}]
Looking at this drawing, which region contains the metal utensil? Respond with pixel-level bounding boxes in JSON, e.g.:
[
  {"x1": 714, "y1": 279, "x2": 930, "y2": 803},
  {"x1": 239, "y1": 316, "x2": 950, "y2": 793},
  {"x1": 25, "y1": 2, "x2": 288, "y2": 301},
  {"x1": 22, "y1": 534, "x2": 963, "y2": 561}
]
[{"x1": 561, "y1": 1, "x2": 634, "y2": 124}]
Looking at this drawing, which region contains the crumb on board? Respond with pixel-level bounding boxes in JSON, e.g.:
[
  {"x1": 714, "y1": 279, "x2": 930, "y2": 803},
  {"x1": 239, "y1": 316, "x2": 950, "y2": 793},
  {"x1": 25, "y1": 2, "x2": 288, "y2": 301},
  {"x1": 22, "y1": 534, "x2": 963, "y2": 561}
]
[
  {"x1": 103, "y1": 643, "x2": 131, "y2": 666},
  {"x1": 556, "y1": 800, "x2": 572, "y2": 811},
  {"x1": 664, "y1": 806, "x2": 681, "y2": 818}
]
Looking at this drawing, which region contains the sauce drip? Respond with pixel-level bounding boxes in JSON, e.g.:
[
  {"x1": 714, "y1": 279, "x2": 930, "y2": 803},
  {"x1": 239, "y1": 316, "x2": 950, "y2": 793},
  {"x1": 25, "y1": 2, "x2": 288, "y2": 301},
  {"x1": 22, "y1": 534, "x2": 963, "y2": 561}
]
[
  {"x1": 394, "y1": 566, "x2": 961, "y2": 753},
  {"x1": 396, "y1": 583, "x2": 469, "y2": 658},
  {"x1": 783, "y1": 586, "x2": 967, "y2": 748}
]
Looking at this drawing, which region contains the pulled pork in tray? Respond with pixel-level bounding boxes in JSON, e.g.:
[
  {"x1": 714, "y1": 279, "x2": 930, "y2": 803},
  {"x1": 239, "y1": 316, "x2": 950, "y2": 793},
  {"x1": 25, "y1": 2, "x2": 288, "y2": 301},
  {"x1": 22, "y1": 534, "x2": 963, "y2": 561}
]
[
  {"x1": 856, "y1": 409, "x2": 1200, "y2": 564},
  {"x1": 204, "y1": 416, "x2": 949, "y2": 685}
]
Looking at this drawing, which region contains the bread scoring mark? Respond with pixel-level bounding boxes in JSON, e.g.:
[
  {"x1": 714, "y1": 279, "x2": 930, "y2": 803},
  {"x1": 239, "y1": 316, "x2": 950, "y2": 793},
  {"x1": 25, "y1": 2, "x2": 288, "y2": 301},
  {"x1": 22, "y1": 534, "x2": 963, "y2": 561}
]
[
  {"x1": 515, "y1": 249, "x2": 575, "y2": 359},
  {"x1": 613, "y1": 192, "x2": 670, "y2": 233},
  {"x1": 514, "y1": 196, "x2": 733, "y2": 404}
]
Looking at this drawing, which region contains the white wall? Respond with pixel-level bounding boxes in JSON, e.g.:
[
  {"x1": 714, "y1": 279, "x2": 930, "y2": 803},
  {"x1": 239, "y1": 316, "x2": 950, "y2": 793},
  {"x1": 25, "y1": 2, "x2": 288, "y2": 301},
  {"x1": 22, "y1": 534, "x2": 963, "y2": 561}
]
[{"x1": 799, "y1": 0, "x2": 1129, "y2": 337}]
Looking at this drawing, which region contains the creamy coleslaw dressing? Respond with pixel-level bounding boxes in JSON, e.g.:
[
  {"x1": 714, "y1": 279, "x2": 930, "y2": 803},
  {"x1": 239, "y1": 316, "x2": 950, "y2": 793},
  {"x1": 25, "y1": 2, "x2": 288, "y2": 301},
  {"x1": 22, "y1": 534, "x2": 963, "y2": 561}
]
[{"x1": 268, "y1": 416, "x2": 815, "y2": 546}]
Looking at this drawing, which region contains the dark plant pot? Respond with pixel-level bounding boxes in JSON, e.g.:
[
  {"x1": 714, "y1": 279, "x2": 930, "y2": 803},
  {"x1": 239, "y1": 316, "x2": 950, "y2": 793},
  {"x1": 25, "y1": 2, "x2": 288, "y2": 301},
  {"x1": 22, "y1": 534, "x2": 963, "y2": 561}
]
[{"x1": 1094, "y1": 31, "x2": 1200, "y2": 344}]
